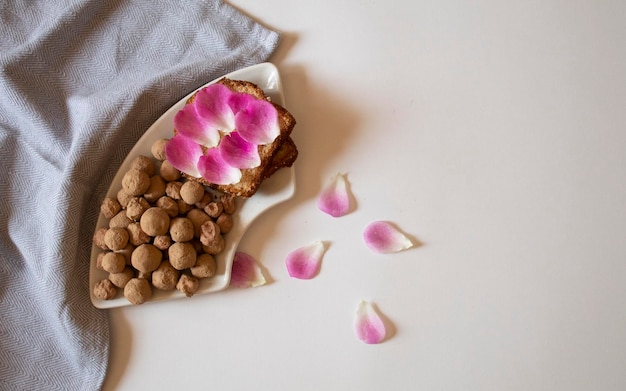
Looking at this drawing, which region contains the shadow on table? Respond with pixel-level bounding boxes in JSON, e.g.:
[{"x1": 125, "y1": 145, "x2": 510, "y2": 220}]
[{"x1": 101, "y1": 309, "x2": 132, "y2": 391}]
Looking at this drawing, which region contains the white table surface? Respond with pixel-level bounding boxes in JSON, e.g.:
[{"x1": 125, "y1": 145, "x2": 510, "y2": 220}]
[{"x1": 102, "y1": 1, "x2": 626, "y2": 390}]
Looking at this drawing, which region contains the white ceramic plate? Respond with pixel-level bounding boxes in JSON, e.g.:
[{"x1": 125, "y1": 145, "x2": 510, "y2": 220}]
[{"x1": 90, "y1": 63, "x2": 296, "y2": 308}]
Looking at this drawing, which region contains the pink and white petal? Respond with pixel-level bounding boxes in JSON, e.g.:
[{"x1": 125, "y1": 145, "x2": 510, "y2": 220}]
[
  {"x1": 228, "y1": 91, "x2": 256, "y2": 114},
  {"x1": 194, "y1": 84, "x2": 236, "y2": 134},
  {"x1": 363, "y1": 221, "x2": 413, "y2": 253},
  {"x1": 354, "y1": 300, "x2": 386, "y2": 344},
  {"x1": 173, "y1": 104, "x2": 221, "y2": 148},
  {"x1": 197, "y1": 147, "x2": 242, "y2": 185},
  {"x1": 318, "y1": 173, "x2": 350, "y2": 217},
  {"x1": 219, "y1": 132, "x2": 261, "y2": 169},
  {"x1": 229, "y1": 252, "x2": 267, "y2": 288},
  {"x1": 234, "y1": 99, "x2": 280, "y2": 145},
  {"x1": 285, "y1": 241, "x2": 325, "y2": 280},
  {"x1": 163, "y1": 134, "x2": 203, "y2": 177}
]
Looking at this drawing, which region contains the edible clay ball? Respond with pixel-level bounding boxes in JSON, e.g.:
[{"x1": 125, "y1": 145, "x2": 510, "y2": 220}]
[
  {"x1": 169, "y1": 217, "x2": 194, "y2": 242},
  {"x1": 151, "y1": 138, "x2": 168, "y2": 161},
  {"x1": 160, "y1": 160, "x2": 181, "y2": 181},
  {"x1": 176, "y1": 274, "x2": 199, "y2": 297},
  {"x1": 195, "y1": 192, "x2": 212, "y2": 209},
  {"x1": 96, "y1": 252, "x2": 106, "y2": 270},
  {"x1": 221, "y1": 194, "x2": 237, "y2": 214},
  {"x1": 151, "y1": 261, "x2": 180, "y2": 291},
  {"x1": 204, "y1": 201, "x2": 223, "y2": 218},
  {"x1": 202, "y1": 235, "x2": 225, "y2": 255},
  {"x1": 131, "y1": 243, "x2": 162, "y2": 273},
  {"x1": 180, "y1": 181, "x2": 205, "y2": 205},
  {"x1": 92, "y1": 227, "x2": 109, "y2": 250},
  {"x1": 190, "y1": 253, "x2": 217, "y2": 278},
  {"x1": 156, "y1": 196, "x2": 178, "y2": 218},
  {"x1": 116, "y1": 188, "x2": 133, "y2": 208},
  {"x1": 126, "y1": 197, "x2": 150, "y2": 221},
  {"x1": 144, "y1": 175, "x2": 166, "y2": 203},
  {"x1": 168, "y1": 242, "x2": 197, "y2": 270},
  {"x1": 109, "y1": 266, "x2": 135, "y2": 288},
  {"x1": 177, "y1": 199, "x2": 193, "y2": 215},
  {"x1": 216, "y1": 213, "x2": 233, "y2": 234},
  {"x1": 104, "y1": 227, "x2": 129, "y2": 251},
  {"x1": 186, "y1": 208, "x2": 211, "y2": 238},
  {"x1": 122, "y1": 168, "x2": 150, "y2": 196},
  {"x1": 140, "y1": 207, "x2": 170, "y2": 236},
  {"x1": 109, "y1": 211, "x2": 133, "y2": 229},
  {"x1": 165, "y1": 181, "x2": 182, "y2": 200},
  {"x1": 153, "y1": 235, "x2": 172, "y2": 251},
  {"x1": 126, "y1": 222, "x2": 150, "y2": 246},
  {"x1": 199, "y1": 220, "x2": 221, "y2": 247},
  {"x1": 124, "y1": 278, "x2": 152, "y2": 305},
  {"x1": 130, "y1": 155, "x2": 155, "y2": 176},
  {"x1": 102, "y1": 252, "x2": 126, "y2": 274},
  {"x1": 100, "y1": 197, "x2": 121, "y2": 219},
  {"x1": 93, "y1": 279, "x2": 117, "y2": 300}
]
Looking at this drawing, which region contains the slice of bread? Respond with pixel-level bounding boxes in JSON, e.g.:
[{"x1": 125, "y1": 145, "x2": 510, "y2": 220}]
[{"x1": 179, "y1": 78, "x2": 297, "y2": 197}]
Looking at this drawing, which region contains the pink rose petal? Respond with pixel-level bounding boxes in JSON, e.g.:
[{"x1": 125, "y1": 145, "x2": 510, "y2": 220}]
[
  {"x1": 173, "y1": 84, "x2": 237, "y2": 148},
  {"x1": 228, "y1": 91, "x2": 256, "y2": 114},
  {"x1": 164, "y1": 134, "x2": 203, "y2": 177},
  {"x1": 363, "y1": 221, "x2": 413, "y2": 253},
  {"x1": 354, "y1": 300, "x2": 386, "y2": 344},
  {"x1": 230, "y1": 252, "x2": 267, "y2": 288},
  {"x1": 285, "y1": 241, "x2": 325, "y2": 280},
  {"x1": 193, "y1": 84, "x2": 236, "y2": 134},
  {"x1": 219, "y1": 132, "x2": 261, "y2": 169},
  {"x1": 318, "y1": 173, "x2": 350, "y2": 217},
  {"x1": 197, "y1": 147, "x2": 242, "y2": 185},
  {"x1": 173, "y1": 103, "x2": 222, "y2": 148},
  {"x1": 234, "y1": 99, "x2": 280, "y2": 145}
]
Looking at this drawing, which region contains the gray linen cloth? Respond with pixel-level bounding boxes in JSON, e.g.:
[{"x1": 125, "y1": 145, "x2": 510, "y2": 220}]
[{"x1": 0, "y1": 1, "x2": 279, "y2": 389}]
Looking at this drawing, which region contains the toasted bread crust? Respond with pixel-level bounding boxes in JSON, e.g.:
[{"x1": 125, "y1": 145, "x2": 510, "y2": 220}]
[{"x1": 179, "y1": 78, "x2": 297, "y2": 197}]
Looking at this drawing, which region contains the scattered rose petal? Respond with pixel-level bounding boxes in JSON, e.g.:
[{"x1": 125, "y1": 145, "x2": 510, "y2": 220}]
[
  {"x1": 318, "y1": 173, "x2": 350, "y2": 217},
  {"x1": 219, "y1": 131, "x2": 261, "y2": 169},
  {"x1": 354, "y1": 300, "x2": 386, "y2": 344},
  {"x1": 235, "y1": 99, "x2": 280, "y2": 145},
  {"x1": 197, "y1": 147, "x2": 242, "y2": 185},
  {"x1": 285, "y1": 241, "x2": 325, "y2": 279},
  {"x1": 229, "y1": 252, "x2": 267, "y2": 288},
  {"x1": 363, "y1": 221, "x2": 413, "y2": 253},
  {"x1": 163, "y1": 134, "x2": 203, "y2": 177}
]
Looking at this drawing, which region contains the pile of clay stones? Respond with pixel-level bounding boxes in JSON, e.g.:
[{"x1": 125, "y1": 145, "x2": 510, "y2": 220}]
[{"x1": 92, "y1": 138, "x2": 236, "y2": 305}]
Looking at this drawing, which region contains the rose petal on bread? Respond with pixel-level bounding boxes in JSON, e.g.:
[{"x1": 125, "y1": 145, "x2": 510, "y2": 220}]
[
  {"x1": 173, "y1": 84, "x2": 237, "y2": 148},
  {"x1": 197, "y1": 147, "x2": 242, "y2": 185},
  {"x1": 219, "y1": 132, "x2": 261, "y2": 169},
  {"x1": 163, "y1": 134, "x2": 203, "y2": 178},
  {"x1": 193, "y1": 84, "x2": 236, "y2": 134},
  {"x1": 234, "y1": 98, "x2": 281, "y2": 145}
]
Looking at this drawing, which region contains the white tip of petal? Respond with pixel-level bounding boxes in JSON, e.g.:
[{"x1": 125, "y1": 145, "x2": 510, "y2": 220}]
[
  {"x1": 318, "y1": 173, "x2": 350, "y2": 217},
  {"x1": 363, "y1": 221, "x2": 413, "y2": 253},
  {"x1": 354, "y1": 300, "x2": 386, "y2": 344},
  {"x1": 285, "y1": 241, "x2": 325, "y2": 280},
  {"x1": 229, "y1": 252, "x2": 267, "y2": 288}
]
